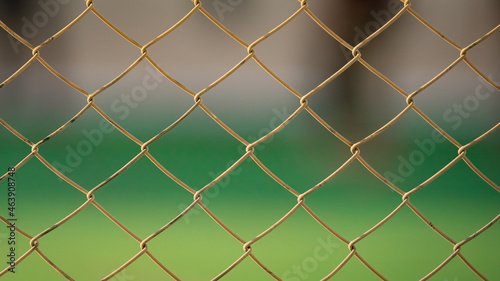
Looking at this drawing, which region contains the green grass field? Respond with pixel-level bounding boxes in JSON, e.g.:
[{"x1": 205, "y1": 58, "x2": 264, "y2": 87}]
[{"x1": 0, "y1": 111, "x2": 499, "y2": 280}]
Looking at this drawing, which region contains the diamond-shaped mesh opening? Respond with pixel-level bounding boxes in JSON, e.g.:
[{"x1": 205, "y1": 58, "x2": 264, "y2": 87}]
[
  {"x1": 255, "y1": 209, "x2": 348, "y2": 280},
  {"x1": 146, "y1": 9, "x2": 245, "y2": 93},
  {"x1": 201, "y1": 59, "x2": 297, "y2": 137},
  {"x1": 358, "y1": 206, "x2": 452, "y2": 281},
  {"x1": 414, "y1": 63, "x2": 500, "y2": 142},
  {"x1": 0, "y1": 63, "x2": 87, "y2": 141}
]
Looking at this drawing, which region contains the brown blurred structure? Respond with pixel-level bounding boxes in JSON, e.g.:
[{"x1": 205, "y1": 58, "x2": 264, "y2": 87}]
[{"x1": 306, "y1": 0, "x2": 388, "y2": 138}]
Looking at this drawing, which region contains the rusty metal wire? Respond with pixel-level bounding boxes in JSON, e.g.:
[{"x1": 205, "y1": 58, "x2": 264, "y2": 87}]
[{"x1": 0, "y1": 0, "x2": 499, "y2": 280}]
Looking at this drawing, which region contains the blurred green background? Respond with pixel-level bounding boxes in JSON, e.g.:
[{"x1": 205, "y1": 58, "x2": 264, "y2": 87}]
[{"x1": 0, "y1": 112, "x2": 499, "y2": 280}]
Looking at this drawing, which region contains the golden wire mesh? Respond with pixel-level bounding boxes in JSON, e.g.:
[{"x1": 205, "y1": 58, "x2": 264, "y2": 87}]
[{"x1": 0, "y1": 0, "x2": 499, "y2": 280}]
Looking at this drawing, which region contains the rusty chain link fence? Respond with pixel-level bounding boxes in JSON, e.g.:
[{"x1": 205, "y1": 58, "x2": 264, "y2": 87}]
[{"x1": 1, "y1": 0, "x2": 499, "y2": 280}]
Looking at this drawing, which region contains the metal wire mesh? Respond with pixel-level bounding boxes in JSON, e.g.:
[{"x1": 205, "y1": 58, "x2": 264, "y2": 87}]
[{"x1": 0, "y1": 0, "x2": 499, "y2": 280}]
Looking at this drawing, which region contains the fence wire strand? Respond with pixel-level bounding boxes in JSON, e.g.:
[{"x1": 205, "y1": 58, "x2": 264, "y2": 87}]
[{"x1": 0, "y1": 0, "x2": 499, "y2": 280}]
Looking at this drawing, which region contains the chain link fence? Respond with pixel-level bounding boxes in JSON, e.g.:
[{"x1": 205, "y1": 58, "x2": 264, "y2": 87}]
[{"x1": 0, "y1": 0, "x2": 499, "y2": 280}]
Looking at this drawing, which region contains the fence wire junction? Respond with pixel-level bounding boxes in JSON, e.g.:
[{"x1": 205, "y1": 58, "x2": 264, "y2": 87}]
[{"x1": 1, "y1": 0, "x2": 499, "y2": 280}]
